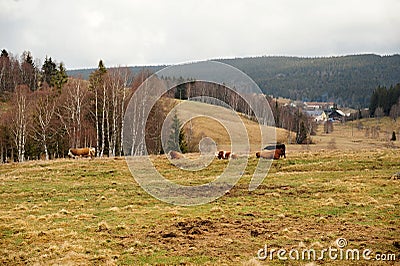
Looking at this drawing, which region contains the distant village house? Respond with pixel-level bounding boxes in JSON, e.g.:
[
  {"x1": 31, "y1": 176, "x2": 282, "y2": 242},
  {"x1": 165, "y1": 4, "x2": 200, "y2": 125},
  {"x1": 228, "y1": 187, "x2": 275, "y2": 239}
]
[{"x1": 304, "y1": 102, "x2": 350, "y2": 122}]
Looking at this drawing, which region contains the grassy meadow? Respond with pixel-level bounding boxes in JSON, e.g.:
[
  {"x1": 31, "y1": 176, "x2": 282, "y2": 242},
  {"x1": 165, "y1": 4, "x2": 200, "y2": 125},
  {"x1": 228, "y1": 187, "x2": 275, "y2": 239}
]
[{"x1": 1, "y1": 117, "x2": 400, "y2": 265}]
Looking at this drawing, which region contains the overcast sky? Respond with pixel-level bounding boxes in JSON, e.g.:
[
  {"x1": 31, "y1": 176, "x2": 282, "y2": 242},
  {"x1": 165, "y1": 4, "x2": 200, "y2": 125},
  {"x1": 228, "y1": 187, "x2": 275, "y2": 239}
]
[{"x1": 1, "y1": 0, "x2": 399, "y2": 69}]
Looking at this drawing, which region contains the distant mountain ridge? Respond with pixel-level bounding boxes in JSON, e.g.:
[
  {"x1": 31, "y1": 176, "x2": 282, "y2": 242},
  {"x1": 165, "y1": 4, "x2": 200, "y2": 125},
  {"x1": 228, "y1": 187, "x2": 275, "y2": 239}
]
[{"x1": 67, "y1": 54, "x2": 400, "y2": 107}]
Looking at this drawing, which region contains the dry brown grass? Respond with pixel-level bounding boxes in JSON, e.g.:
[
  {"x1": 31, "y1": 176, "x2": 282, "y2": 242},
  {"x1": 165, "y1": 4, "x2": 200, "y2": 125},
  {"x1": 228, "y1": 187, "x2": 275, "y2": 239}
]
[
  {"x1": 0, "y1": 117, "x2": 400, "y2": 265},
  {"x1": 288, "y1": 116, "x2": 400, "y2": 154},
  {"x1": 183, "y1": 115, "x2": 289, "y2": 153}
]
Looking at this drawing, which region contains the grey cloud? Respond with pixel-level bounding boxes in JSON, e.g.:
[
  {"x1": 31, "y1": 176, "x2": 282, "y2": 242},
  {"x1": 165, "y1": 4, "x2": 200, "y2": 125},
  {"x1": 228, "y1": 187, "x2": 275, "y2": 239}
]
[{"x1": 0, "y1": 0, "x2": 399, "y2": 69}]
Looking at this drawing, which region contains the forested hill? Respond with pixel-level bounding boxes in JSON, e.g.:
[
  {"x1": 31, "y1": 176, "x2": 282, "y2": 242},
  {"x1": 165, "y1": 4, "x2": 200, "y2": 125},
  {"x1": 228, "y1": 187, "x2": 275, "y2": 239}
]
[
  {"x1": 216, "y1": 54, "x2": 400, "y2": 107},
  {"x1": 68, "y1": 54, "x2": 400, "y2": 108},
  {"x1": 68, "y1": 65, "x2": 165, "y2": 81}
]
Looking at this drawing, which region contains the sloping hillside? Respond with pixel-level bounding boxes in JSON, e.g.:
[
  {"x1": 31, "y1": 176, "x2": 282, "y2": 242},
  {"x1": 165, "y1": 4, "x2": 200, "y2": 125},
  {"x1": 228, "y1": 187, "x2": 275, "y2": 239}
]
[{"x1": 173, "y1": 100, "x2": 289, "y2": 152}]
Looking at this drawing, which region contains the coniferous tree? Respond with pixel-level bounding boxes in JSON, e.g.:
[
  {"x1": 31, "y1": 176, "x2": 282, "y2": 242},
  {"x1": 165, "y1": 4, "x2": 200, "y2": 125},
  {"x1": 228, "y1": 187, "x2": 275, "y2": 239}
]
[
  {"x1": 0, "y1": 49, "x2": 13, "y2": 93},
  {"x1": 167, "y1": 111, "x2": 187, "y2": 153},
  {"x1": 179, "y1": 127, "x2": 188, "y2": 153},
  {"x1": 1, "y1": 49, "x2": 8, "y2": 58},
  {"x1": 90, "y1": 60, "x2": 107, "y2": 82},
  {"x1": 53, "y1": 63, "x2": 68, "y2": 93},
  {"x1": 175, "y1": 83, "x2": 187, "y2": 100},
  {"x1": 369, "y1": 84, "x2": 400, "y2": 117},
  {"x1": 20, "y1": 51, "x2": 38, "y2": 91},
  {"x1": 167, "y1": 111, "x2": 181, "y2": 152},
  {"x1": 41, "y1": 57, "x2": 57, "y2": 88}
]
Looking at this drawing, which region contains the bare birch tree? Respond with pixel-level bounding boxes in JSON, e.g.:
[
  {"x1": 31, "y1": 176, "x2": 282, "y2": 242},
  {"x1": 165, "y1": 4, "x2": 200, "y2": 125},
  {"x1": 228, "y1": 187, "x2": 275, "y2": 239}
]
[
  {"x1": 100, "y1": 82, "x2": 107, "y2": 156},
  {"x1": 10, "y1": 85, "x2": 30, "y2": 162},
  {"x1": 31, "y1": 89, "x2": 56, "y2": 160},
  {"x1": 58, "y1": 79, "x2": 89, "y2": 148},
  {"x1": 119, "y1": 68, "x2": 132, "y2": 156},
  {"x1": 102, "y1": 67, "x2": 134, "y2": 156},
  {"x1": 89, "y1": 60, "x2": 107, "y2": 156}
]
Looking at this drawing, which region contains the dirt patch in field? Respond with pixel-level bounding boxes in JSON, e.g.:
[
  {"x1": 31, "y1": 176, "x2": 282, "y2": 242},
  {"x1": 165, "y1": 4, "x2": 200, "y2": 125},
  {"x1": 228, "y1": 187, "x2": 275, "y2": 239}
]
[{"x1": 121, "y1": 214, "x2": 398, "y2": 264}]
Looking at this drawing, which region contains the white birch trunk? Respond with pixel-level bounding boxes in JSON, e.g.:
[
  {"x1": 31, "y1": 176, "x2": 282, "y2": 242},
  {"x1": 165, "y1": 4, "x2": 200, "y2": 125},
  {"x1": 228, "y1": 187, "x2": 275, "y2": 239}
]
[{"x1": 100, "y1": 83, "x2": 106, "y2": 157}]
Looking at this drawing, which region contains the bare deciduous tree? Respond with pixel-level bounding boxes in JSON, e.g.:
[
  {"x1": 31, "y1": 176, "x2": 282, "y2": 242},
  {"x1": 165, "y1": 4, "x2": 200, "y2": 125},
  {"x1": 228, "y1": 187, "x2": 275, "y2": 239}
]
[
  {"x1": 389, "y1": 101, "x2": 400, "y2": 121},
  {"x1": 374, "y1": 106, "x2": 384, "y2": 121},
  {"x1": 31, "y1": 89, "x2": 56, "y2": 160},
  {"x1": 10, "y1": 85, "x2": 30, "y2": 162},
  {"x1": 57, "y1": 79, "x2": 89, "y2": 148},
  {"x1": 119, "y1": 68, "x2": 132, "y2": 156}
]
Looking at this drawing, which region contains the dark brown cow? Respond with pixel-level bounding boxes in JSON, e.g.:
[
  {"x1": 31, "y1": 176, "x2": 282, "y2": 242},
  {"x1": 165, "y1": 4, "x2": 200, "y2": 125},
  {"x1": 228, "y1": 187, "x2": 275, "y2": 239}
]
[
  {"x1": 168, "y1": 150, "x2": 184, "y2": 159},
  {"x1": 264, "y1": 143, "x2": 286, "y2": 158},
  {"x1": 216, "y1": 150, "x2": 238, "y2": 160},
  {"x1": 217, "y1": 150, "x2": 232, "y2": 159},
  {"x1": 68, "y1": 147, "x2": 96, "y2": 159}
]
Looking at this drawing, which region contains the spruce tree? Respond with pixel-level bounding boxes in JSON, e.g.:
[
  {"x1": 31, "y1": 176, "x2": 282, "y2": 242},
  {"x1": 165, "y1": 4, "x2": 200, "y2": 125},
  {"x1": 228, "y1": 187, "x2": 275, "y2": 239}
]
[
  {"x1": 175, "y1": 84, "x2": 187, "y2": 100},
  {"x1": 179, "y1": 127, "x2": 188, "y2": 153},
  {"x1": 24, "y1": 51, "x2": 34, "y2": 66},
  {"x1": 89, "y1": 60, "x2": 107, "y2": 89},
  {"x1": 41, "y1": 57, "x2": 57, "y2": 88},
  {"x1": 167, "y1": 111, "x2": 187, "y2": 153},
  {"x1": 21, "y1": 51, "x2": 38, "y2": 91},
  {"x1": 53, "y1": 63, "x2": 68, "y2": 93},
  {"x1": 1, "y1": 49, "x2": 8, "y2": 58}
]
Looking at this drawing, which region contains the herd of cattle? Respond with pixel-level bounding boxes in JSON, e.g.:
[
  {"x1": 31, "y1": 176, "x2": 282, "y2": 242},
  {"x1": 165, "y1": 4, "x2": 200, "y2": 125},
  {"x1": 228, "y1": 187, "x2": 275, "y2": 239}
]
[
  {"x1": 167, "y1": 143, "x2": 286, "y2": 160},
  {"x1": 68, "y1": 144, "x2": 287, "y2": 160},
  {"x1": 216, "y1": 143, "x2": 286, "y2": 160}
]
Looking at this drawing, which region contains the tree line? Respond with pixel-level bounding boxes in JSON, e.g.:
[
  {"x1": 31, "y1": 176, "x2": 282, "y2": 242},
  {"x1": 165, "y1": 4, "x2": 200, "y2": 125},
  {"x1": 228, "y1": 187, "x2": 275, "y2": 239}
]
[
  {"x1": 0, "y1": 49, "x2": 139, "y2": 162},
  {"x1": 218, "y1": 54, "x2": 400, "y2": 108},
  {"x1": 0, "y1": 49, "x2": 316, "y2": 162},
  {"x1": 0, "y1": 49, "x2": 68, "y2": 95},
  {"x1": 69, "y1": 54, "x2": 400, "y2": 108},
  {"x1": 369, "y1": 83, "x2": 400, "y2": 120}
]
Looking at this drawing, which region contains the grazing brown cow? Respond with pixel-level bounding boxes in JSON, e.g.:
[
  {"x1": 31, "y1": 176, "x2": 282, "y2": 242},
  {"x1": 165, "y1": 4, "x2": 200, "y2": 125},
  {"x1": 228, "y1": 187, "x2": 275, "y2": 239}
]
[
  {"x1": 68, "y1": 147, "x2": 96, "y2": 159},
  {"x1": 256, "y1": 149, "x2": 281, "y2": 160},
  {"x1": 168, "y1": 150, "x2": 184, "y2": 159}
]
